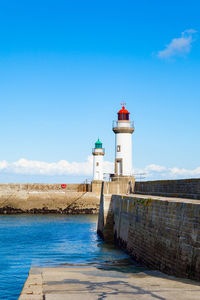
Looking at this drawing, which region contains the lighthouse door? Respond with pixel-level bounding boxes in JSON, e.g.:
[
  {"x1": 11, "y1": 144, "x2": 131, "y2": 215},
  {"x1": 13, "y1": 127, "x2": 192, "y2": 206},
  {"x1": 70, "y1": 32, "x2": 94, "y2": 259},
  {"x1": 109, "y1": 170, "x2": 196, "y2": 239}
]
[
  {"x1": 118, "y1": 161, "x2": 122, "y2": 176},
  {"x1": 115, "y1": 159, "x2": 122, "y2": 176}
]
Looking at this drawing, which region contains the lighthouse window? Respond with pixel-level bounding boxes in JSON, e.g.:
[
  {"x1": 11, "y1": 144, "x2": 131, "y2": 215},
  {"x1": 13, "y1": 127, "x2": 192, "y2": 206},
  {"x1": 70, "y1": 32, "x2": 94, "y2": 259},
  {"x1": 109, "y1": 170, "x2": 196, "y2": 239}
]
[
  {"x1": 96, "y1": 162, "x2": 99, "y2": 166},
  {"x1": 118, "y1": 113, "x2": 129, "y2": 121},
  {"x1": 117, "y1": 145, "x2": 121, "y2": 152}
]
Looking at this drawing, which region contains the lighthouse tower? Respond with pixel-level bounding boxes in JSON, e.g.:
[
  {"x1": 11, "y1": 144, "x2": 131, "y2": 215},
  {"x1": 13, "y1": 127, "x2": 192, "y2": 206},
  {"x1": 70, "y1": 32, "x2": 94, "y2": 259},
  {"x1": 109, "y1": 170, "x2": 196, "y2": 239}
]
[
  {"x1": 112, "y1": 104, "x2": 134, "y2": 178},
  {"x1": 92, "y1": 139, "x2": 105, "y2": 181}
]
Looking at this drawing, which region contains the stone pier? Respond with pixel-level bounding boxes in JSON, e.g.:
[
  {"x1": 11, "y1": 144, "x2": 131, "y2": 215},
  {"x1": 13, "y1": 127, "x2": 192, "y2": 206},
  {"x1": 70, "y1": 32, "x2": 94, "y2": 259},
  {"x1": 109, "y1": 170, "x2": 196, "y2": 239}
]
[
  {"x1": 97, "y1": 193, "x2": 200, "y2": 280},
  {"x1": 19, "y1": 266, "x2": 200, "y2": 299}
]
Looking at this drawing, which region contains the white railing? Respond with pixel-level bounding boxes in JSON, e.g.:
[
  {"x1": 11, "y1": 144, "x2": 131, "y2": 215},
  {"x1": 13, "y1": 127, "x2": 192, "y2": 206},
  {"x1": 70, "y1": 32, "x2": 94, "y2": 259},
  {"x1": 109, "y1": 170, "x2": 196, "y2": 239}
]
[
  {"x1": 112, "y1": 120, "x2": 134, "y2": 129},
  {"x1": 92, "y1": 148, "x2": 105, "y2": 154}
]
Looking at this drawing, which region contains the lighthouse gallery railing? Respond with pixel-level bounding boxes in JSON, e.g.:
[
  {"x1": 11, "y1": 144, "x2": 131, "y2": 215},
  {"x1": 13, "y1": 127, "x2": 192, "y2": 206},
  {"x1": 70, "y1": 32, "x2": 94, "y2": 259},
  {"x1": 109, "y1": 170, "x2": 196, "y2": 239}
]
[{"x1": 112, "y1": 121, "x2": 135, "y2": 130}]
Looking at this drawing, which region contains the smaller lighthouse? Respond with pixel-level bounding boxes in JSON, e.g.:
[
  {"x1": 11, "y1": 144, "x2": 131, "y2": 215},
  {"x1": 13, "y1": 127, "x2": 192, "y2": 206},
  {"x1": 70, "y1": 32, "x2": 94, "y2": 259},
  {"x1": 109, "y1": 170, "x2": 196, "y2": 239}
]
[{"x1": 92, "y1": 139, "x2": 105, "y2": 181}]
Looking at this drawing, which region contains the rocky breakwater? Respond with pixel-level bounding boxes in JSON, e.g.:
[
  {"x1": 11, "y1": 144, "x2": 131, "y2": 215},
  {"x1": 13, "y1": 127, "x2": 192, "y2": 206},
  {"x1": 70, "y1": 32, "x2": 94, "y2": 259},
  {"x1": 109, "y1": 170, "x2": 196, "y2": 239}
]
[{"x1": 0, "y1": 184, "x2": 99, "y2": 214}]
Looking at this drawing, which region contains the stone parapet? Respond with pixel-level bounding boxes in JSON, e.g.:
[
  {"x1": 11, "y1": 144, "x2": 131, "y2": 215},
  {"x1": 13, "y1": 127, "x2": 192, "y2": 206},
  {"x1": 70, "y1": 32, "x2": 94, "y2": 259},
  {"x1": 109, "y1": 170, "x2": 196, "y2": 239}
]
[
  {"x1": 135, "y1": 179, "x2": 200, "y2": 200},
  {"x1": 0, "y1": 183, "x2": 91, "y2": 193},
  {"x1": 98, "y1": 193, "x2": 200, "y2": 280}
]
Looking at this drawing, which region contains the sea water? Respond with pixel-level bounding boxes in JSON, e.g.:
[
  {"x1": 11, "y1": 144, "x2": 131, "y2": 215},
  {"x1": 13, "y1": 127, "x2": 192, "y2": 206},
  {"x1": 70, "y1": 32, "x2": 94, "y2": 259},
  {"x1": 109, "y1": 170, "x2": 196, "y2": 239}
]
[{"x1": 0, "y1": 215, "x2": 143, "y2": 300}]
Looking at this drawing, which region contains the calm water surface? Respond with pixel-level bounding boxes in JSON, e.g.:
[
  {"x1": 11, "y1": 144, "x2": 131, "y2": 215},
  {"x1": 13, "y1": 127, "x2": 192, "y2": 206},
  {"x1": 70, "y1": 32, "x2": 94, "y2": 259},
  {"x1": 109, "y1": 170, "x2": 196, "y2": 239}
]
[{"x1": 0, "y1": 214, "x2": 144, "y2": 300}]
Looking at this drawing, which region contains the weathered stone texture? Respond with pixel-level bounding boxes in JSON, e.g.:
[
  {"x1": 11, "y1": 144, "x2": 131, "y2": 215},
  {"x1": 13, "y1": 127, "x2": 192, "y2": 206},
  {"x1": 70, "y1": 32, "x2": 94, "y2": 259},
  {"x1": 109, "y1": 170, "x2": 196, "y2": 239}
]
[
  {"x1": 98, "y1": 193, "x2": 200, "y2": 280},
  {"x1": 0, "y1": 183, "x2": 91, "y2": 193},
  {"x1": 135, "y1": 179, "x2": 200, "y2": 200},
  {"x1": 0, "y1": 184, "x2": 99, "y2": 214},
  {"x1": 92, "y1": 179, "x2": 135, "y2": 196}
]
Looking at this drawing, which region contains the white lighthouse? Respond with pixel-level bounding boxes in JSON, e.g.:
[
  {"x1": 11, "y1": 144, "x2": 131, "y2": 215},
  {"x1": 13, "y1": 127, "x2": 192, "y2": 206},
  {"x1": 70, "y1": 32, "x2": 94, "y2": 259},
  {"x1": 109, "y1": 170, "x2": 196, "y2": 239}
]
[
  {"x1": 92, "y1": 139, "x2": 105, "y2": 181},
  {"x1": 112, "y1": 105, "x2": 134, "y2": 178}
]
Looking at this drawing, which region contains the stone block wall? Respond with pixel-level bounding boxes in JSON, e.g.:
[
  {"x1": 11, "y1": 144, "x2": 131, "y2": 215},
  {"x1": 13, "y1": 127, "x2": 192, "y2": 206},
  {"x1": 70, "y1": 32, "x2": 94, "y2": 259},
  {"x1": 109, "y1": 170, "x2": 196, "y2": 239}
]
[
  {"x1": 0, "y1": 183, "x2": 98, "y2": 214},
  {"x1": 92, "y1": 178, "x2": 135, "y2": 196},
  {"x1": 0, "y1": 183, "x2": 90, "y2": 193},
  {"x1": 135, "y1": 179, "x2": 200, "y2": 200},
  {"x1": 98, "y1": 193, "x2": 200, "y2": 280},
  {"x1": 97, "y1": 192, "x2": 114, "y2": 242}
]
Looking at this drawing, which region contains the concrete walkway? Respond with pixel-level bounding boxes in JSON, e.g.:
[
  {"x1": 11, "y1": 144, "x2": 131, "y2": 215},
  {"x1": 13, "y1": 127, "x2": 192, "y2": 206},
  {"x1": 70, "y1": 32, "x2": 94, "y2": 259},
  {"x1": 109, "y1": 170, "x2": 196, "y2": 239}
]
[{"x1": 19, "y1": 266, "x2": 200, "y2": 300}]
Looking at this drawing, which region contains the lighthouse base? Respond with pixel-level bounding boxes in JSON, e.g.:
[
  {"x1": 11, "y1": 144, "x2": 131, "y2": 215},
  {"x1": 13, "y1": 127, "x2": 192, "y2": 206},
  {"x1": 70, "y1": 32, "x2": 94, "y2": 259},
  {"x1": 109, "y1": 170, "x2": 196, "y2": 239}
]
[
  {"x1": 110, "y1": 175, "x2": 135, "y2": 193},
  {"x1": 92, "y1": 177, "x2": 135, "y2": 196},
  {"x1": 91, "y1": 180, "x2": 104, "y2": 195}
]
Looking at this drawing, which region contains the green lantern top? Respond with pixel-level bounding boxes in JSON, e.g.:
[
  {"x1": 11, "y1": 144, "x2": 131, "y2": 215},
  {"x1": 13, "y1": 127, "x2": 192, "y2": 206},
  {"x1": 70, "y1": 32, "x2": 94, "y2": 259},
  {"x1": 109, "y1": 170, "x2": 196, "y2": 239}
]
[{"x1": 95, "y1": 138, "x2": 102, "y2": 149}]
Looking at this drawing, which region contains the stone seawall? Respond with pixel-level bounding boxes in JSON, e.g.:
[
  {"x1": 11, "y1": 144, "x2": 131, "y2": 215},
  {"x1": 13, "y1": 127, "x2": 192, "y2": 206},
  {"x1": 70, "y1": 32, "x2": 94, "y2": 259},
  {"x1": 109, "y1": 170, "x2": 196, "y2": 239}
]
[
  {"x1": 135, "y1": 179, "x2": 200, "y2": 200},
  {"x1": 0, "y1": 183, "x2": 91, "y2": 193},
  {"x1": 0, "y1": 184, "x2": 99, "y2": 214},
  {"x1": 98, "y1": 193, "x2": 200, "y2": 280}
]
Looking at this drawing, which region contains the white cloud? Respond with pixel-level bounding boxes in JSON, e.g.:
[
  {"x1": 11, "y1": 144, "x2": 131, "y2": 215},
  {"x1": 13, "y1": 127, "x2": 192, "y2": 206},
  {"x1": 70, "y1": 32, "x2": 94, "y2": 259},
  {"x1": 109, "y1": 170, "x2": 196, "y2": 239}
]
[
  {"x1": 169, "y1": 167, "x2": 200, "y2": 177},
  {"x1": 103, "y1": 160, "x2": 114, "y2": 174},
  {"x1": 0, "y1": 156, "x2": 114, "y2": 177},
  {"x1": 133, "y1": 164, "x2": 200, "y2": 180},
  {"x1": 0, "y1": 157, "x2": 199, "y2": 181},
  {"x1": 145, "y1": 164, "x2": 166, "y2": 172},
  {"x1": 0, "y1": 160, "x2": 8, "y2": 170},
  {"x1": 157, "y1": 29, "x2": 197, "y2": 59}
]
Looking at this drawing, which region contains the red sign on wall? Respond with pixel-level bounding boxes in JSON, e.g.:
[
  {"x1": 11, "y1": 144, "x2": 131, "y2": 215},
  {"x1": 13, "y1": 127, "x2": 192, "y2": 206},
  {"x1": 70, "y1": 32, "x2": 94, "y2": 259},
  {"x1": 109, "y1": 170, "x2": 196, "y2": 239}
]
[{"x1": 61, "y1": 184, "x2": 67, "y2": 189}]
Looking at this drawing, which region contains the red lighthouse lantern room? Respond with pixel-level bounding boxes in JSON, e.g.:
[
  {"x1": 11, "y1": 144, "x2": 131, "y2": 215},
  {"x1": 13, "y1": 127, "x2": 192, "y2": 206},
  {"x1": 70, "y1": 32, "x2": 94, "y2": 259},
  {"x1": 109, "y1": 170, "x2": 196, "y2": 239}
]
[{"x1": 118, "y1": 104, "x2": 130, "y2": 121}]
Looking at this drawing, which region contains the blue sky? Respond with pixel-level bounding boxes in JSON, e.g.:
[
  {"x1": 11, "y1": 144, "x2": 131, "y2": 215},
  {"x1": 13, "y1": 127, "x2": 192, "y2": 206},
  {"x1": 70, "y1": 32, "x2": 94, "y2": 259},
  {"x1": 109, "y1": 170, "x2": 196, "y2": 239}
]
[{"x1": 0, "y1": 0, "x2": 200, "y2": 182}]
